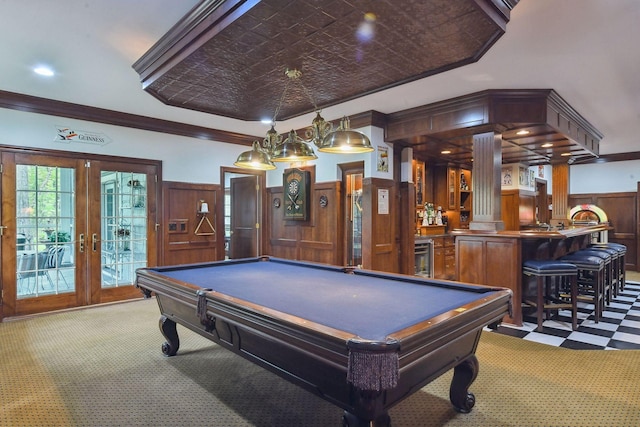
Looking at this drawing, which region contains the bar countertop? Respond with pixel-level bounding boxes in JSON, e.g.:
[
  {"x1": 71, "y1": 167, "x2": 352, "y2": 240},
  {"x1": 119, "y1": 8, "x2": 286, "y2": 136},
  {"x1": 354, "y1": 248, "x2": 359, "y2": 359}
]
[{"x1": 451, "y1": 223, "x2": 611, "y2": 240}]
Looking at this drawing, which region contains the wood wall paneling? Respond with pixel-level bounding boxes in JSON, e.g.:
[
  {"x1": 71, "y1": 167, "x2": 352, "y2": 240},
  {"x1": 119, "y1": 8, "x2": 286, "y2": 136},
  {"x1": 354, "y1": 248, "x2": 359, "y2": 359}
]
[
  {"x1": 551, "y1": 163, "x2": 570, "y2": 226},
  {"x1": 162, "y1": 181, "x2": 221, "y2": 265},
  {"x1": 362, "y1": 178, "x2": 398, "y2": 273},
  {"x1": 569, "y1": 192, "x2": 637, "y2": 271},
  {"x1": 501, "y1": 189, "x2": 535, "y2": 231},
  {"x1": 299, "y1": 182, "x2": 342, "y2": 265},
  {"x1": 265, "y1": 166, "x2": 344, "y2": 266},
  {"x1": 266, "y1": 187, "x2": 300, "y2": 260},
  {"x1": 501, "y1": 191, "x2": 519, "y2": 231}
]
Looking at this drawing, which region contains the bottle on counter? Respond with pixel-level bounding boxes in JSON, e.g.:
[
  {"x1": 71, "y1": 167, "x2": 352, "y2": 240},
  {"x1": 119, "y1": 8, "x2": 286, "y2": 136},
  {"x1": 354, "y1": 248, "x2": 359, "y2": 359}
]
[
  {"x1": 423, "y1": 202, "x2": 435, "y2": 226},
  {"x1": 435, "y1": 206, "x2": 443, "y2": 226}
]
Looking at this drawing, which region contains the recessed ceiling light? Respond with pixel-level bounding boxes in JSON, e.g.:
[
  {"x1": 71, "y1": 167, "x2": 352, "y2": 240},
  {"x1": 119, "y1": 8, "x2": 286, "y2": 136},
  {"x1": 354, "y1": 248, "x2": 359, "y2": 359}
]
[
  {"x1": 260, "y1": 118, "x2": 273, "y2": 125},
  {"x1": 441, "y1": 150, "x2": 451, "y2": 154},
  {"x1": 541, "y1": 143, "x2": 553, "y2": 148},
  {"x1": 516, "y1": 130, "x2": 530, "y2": 136},
  {"x1": 561, "y1": 152, "x2": 572, "y2": 157},
  {"x1": 33, "y1": 66, "x2": 55, "y2": 77}
]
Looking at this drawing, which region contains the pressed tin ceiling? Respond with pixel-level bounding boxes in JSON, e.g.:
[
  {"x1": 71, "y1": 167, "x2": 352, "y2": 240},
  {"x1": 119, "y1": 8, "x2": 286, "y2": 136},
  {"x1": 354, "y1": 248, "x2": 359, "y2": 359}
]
[{"x1": 134, "y1": 0, "x2": 519, "y2": 122}]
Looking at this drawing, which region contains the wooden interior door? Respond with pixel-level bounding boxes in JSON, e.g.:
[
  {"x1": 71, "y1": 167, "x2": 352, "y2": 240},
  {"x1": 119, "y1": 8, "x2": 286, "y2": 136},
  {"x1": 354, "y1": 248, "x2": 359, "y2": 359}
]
[
  {"x1": 535, "y1": 179, "x2": 548, "y2": 224},
  {"x1": 229, "y1": 175, "x2": 258, "y2": 259}
]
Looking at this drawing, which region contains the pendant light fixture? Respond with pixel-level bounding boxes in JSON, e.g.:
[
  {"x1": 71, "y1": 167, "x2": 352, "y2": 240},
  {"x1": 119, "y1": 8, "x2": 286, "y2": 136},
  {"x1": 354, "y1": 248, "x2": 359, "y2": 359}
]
[
  {"x1": 233, "y1": 140, "x2": 277, "y2": 170},
  {"x1": 234, "y1": 69, "x2": 373, "y2": 171},
  {"x1": 317, "y1": 116, "x2": 374, "y2": 153}
]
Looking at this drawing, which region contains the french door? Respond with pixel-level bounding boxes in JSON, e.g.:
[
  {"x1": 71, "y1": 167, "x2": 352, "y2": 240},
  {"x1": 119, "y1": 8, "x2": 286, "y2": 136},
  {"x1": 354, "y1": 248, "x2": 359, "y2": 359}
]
[{"x1": 1, "y1": 151, "x2": 158, "y2": 318}]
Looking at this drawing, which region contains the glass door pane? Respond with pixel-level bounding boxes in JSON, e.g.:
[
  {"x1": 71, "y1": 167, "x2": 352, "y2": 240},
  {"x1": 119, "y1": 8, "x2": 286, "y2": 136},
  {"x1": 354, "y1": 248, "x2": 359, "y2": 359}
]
[
  {"x1": 16, "y1": 165, "x2": 76, "y2": 298},
  {"x1": 100, "y1": 171, "x2": 148, "y2": 287},
  {"x1": 347, "y1": 172, "x2": 363, "y2": 267}
]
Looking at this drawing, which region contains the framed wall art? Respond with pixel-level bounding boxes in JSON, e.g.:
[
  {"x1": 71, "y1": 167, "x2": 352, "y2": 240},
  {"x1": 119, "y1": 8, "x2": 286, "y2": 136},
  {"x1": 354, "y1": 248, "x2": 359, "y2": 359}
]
[{"x1": 283, "y1": 168, "x2": 310, "y2": 220}]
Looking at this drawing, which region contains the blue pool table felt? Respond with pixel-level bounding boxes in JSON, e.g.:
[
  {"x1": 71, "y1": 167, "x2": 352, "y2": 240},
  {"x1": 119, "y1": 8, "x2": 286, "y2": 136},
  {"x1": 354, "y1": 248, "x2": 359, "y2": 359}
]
[{"x1": 158, "y1": 261, "x2": 490, "y2": 341}]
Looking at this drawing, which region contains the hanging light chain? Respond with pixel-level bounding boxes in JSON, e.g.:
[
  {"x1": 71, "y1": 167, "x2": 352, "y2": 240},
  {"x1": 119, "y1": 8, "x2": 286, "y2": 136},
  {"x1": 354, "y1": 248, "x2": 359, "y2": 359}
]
[{"x1": 272, "y1": 71, "x2": 295, "y2": 124}]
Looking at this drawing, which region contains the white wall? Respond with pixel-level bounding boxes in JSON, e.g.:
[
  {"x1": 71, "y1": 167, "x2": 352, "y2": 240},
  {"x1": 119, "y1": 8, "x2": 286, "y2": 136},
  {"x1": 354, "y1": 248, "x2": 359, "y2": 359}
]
[
  {"x1": 2, "y1": 108, "x2": 392, "y2": 187},
  {"x1": 504, "y1": 162, "x2": 639, "y2": 196},
  {"x1": 571, "y1": 160, "x2": 640, "y2": 194},
  {"x1": 0, "y1": 108, "x2": 247, "y2": 185}
]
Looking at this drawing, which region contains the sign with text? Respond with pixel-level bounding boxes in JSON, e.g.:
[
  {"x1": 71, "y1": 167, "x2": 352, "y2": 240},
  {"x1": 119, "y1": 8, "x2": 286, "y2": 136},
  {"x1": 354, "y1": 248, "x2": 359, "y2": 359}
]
[{"x1": 54, "y1": 126, "x2": 112, "y2": 146}]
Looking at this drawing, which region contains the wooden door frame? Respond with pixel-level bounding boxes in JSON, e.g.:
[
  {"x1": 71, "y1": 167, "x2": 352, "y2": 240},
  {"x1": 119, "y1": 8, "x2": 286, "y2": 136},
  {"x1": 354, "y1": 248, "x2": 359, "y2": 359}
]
[
  {"x1": 340, "y1": 162, "x2": 365, "y2": 267},
  {"x1": 220, "y1": 167, "x2": 266, "y2": 258}
]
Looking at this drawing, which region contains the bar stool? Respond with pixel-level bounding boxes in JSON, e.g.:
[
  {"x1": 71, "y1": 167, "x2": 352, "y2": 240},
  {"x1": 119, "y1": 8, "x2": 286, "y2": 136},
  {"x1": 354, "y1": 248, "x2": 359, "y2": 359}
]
[
  {"x1": 560, "y1": 253, "x2": 605, "y2": 323},
  {"x1": 576, "y1": 247, "x2": 616, "y2": 305},
  {"x1": 587, "y1": 245, "x2": 620, "y2": 297},
  {"x1": 592, "y1": 243, "x2": 626, "y2": 293},
  {"x1": 522, "y1": 260, "x2": 578, "y2": 332}
]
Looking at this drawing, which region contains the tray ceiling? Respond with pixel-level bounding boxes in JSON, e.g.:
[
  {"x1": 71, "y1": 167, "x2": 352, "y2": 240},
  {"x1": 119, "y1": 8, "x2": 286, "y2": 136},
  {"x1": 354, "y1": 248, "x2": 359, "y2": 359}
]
[{"x1": 134, "y1": 0, "x2": 518, "y2": 121}]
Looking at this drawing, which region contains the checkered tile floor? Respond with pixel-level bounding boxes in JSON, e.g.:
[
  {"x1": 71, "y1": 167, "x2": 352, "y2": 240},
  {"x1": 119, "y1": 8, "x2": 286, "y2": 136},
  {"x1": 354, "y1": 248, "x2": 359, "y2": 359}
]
[{"x1": 489, "y1": 281, "x2": 640, "y2": 350}]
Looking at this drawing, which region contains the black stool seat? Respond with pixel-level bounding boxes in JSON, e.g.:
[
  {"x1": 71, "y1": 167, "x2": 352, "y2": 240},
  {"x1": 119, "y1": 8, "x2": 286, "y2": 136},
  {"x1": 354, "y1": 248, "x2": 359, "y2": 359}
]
[
  {"x1": 593, "y1": 242, "x2": 626, "y2": 252},
  {"x1": 523, "y1": 260, "x2": 578, "y2": 276},
  {"x1": 563, "y1": 253, "x2": 606, "y2": 268},
  {"x1": 523, "y1": 260, "x2": 578, "y2": 332}
]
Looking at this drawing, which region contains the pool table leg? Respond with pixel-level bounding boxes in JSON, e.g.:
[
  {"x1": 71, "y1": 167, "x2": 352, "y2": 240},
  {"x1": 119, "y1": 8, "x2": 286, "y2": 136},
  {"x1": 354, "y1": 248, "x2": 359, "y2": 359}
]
[
  {"x1": 342, "y1": 411, "x2": 390, "y2": 427},
  {"x1": 159, "y1": 315, "x2": 180, "y2": 356},
  {"x1": 449, "y1": 354, "x2": 478, "y2": 413}
]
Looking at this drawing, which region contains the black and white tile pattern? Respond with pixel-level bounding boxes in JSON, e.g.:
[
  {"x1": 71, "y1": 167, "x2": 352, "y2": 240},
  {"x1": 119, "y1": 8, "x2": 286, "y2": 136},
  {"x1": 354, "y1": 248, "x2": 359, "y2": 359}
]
[{"x1": 490, "y1": 282, "x2": 640, "y2": 350}]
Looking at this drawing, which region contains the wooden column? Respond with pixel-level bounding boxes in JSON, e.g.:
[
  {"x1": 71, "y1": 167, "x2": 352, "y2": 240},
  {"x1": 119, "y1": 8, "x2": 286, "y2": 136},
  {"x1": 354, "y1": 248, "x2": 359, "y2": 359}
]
[
  {"x1": 470, "y1": 132, "x2": 504, "y2": 231},
  {"x1": 551, "y1": 163, "x2": 570, "y2": 226}
]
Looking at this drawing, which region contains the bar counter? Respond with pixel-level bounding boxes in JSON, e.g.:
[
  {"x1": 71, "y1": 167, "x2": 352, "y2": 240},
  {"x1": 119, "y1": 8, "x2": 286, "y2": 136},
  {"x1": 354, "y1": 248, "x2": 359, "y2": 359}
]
[{"x1": 452, "y1": 224, "x2": 610, "y2": 326}]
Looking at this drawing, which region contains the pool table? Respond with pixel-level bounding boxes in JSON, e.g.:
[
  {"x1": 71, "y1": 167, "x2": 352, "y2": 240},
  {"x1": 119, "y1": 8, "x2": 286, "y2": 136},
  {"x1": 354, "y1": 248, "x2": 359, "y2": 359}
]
[{"x1": 135, "y1": 256, "x2": 511, "y2": 426}]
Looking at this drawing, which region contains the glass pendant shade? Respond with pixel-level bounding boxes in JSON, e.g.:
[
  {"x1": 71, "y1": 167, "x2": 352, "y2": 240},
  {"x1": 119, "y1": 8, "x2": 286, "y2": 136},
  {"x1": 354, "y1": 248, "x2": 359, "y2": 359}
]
[
  {"x1": 317, "y1": 117, "x2": 373, "y2": 153},
  {"x1": 233, "y1": 141, "x2": 276, "y2": 170},
  {"x1": 271, "y1": 130, "x2": 318, "y2": 162}
]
